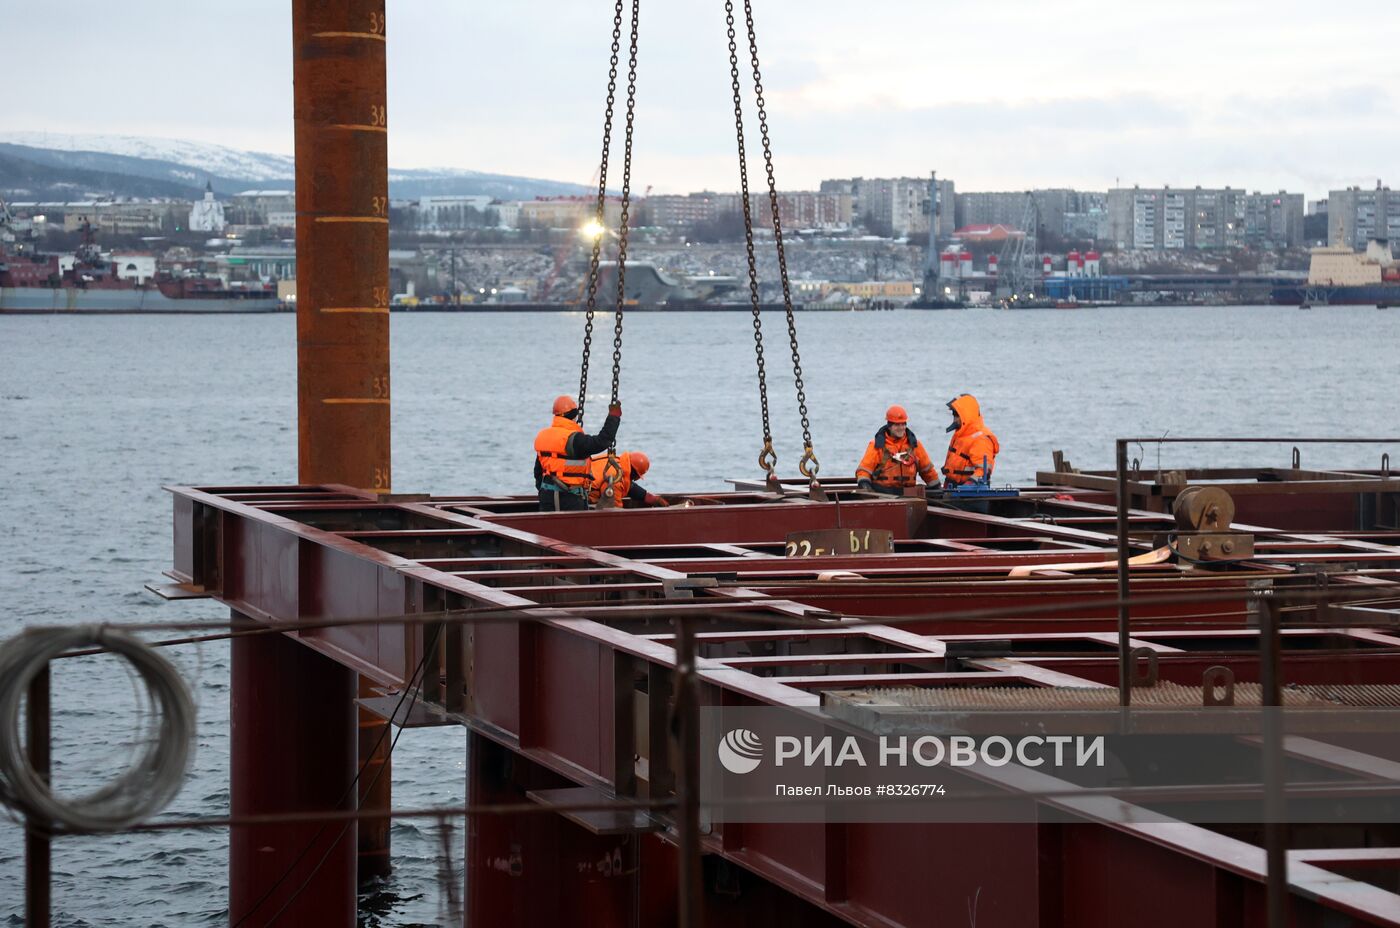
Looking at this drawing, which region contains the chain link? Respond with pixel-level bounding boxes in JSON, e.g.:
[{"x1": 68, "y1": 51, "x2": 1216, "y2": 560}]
[
  {"x1": 610, "y1": 0, "x2": 639, "y2": 428},
  {"x1": 741, "y1": 0, "x2": 817, "y2": 477},
  {"x1": 577, "y1": 0, "x2": 626, "y2": 423},
  {"x1": 724, "y1": 0, "x2": 775, "y2": 476}
]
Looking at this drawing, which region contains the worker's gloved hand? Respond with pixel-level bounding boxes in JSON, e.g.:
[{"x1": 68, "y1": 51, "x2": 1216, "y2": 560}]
[
  {"x1": 608, "y1": 403, "x2": 622, "y2": 418},
  {"x1": 645, "y1": 493, "x2": 669, "y2": 507},
  {"x1": 856, "y1": 479, "x2": 874, "y2": 492}
]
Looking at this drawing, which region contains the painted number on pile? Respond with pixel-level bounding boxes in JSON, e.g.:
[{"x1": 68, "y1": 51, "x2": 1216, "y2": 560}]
[
  {"x1": 368, "y1": 11, "x2": 385, "y2": 35},
  {"x1": 785, "y1": 530, "x2": 876, "y2": 558}
]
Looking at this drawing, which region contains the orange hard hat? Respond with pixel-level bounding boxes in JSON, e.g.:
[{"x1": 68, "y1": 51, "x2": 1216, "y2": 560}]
[
  {"x1": 552, "y1": 395, "x2": 578, "y2": 416},
  {"x1": 885, "y1": 405, "x2": 908, "y2": 424},
  {"x1": 629, "y1": 451, "x2": 650, "y2": 478}
]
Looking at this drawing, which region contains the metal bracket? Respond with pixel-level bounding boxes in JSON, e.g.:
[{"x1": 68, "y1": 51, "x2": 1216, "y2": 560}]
[
  {"x1": 1130, "y1": 647, "x2": 1159, "y2": 688},
  {"x1": 1202, "y1": 665, "x2": 1235, "y2": 706},
  {"x1": 663, "y1": 577, "x2": 719, "y2": 600}
]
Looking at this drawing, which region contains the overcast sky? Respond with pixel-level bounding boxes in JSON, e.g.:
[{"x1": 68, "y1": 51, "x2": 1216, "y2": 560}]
[{"x1": 4, "y1": 0, "x2": 1396, "y2": 198}]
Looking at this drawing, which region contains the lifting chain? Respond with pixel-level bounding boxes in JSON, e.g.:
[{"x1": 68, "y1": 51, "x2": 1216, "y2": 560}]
[
  {"x1": 575, "y1": 0, "x2": 626, "y2": 422},
  {"x1": 605, "y1": 0, "x2": 640, "y2": 494},
  {"x1": 727, "y1": 0, "x2": 820, "y2": 485},
  {"x1": 611, "y1": 0, "x2": 639, "y2": 415},
  {"x1": 742, "y1": 0, "x2": 817, "y2": 480},
  {"x1": 725, "y1": 0, "x2": 775, "y2": 483}
]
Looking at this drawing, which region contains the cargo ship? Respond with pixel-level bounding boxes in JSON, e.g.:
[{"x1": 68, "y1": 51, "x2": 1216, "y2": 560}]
[{"x1": 1271, "y1": 239, "x2": 1400, "y2": 306}]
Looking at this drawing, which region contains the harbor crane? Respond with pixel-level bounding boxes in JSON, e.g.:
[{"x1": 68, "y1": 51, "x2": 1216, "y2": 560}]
[{"x1": 997, "y1": 191, "x2": 1040, "y2": 299}]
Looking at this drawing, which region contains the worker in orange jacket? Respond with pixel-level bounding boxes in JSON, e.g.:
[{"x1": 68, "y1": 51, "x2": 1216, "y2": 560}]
[
  {"x1": 534, "y1": 395, "x2": 621, "y2": 511},
  {"x1": 855, "y1": 405, "x2": 939, "y2": 494},
  {"x1": 941, "y1": 393, "x2": 1000, "y2": 485},
  {"x1": 587, "y1": 450, "x2": 668, "y2": 508}
]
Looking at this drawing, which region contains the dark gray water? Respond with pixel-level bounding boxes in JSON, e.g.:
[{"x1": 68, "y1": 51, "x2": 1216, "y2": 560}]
[{"x1": 2, "y1": 306, "x2": 1398, "y2": 925}]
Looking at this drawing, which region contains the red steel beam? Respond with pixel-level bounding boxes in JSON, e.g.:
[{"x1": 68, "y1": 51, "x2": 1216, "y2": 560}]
[{"x1": 174, "y1": 482, "x2": 1400, "y2": 927}]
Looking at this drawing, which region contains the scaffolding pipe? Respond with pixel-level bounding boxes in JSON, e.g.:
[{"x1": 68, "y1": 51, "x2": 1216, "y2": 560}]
[
  {"x1": 1116, "y1": 439, "x2": 1130, "y2": 707},
  {"x1": 24, "y1": 665, "x2": 50, "y2": 928}
]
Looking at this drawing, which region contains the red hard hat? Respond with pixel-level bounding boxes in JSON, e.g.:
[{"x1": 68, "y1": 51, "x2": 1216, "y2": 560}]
[
  {"x1": 552, "y1": 395, "x2": 578, "y2": 416},
  {"x1": 885, "y1": 405, "x2": 908, "y2": 424},
  {"x1": 629, "y1": 451, "x2": 650, "y2": 478}
]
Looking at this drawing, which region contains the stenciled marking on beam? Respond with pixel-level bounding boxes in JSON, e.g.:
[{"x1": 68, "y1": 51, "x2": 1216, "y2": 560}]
[
  {"x1": 322, "y1": 398, "x2": 391, "y2": 405},
  {"x1": 312, "y1": 216, "x2": 390, "y2": 224},
  {"x1": 320, "y1": 307, "x2": 390, "y2": 314},
  {"x1": 325, "y1": 124, "x2": 390, "y2": 133},
  {"x1": 312, "y1": 31, "x2": 386, "y2": 41}
]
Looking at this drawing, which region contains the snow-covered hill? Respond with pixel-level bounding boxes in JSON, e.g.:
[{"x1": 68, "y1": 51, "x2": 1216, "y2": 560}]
[
  {"x1": 0, "y1": 132, "x2": 590, "y2": 199},
  {"x1": 0, "y1": 132, "x2": 295, "y2": 183}
]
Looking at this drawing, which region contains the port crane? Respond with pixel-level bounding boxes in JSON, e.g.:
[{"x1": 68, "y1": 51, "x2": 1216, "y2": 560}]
[
  {"x1": 918, "y1": 170, "x2": 945, "y2": 302},
  {"x1": 997, "y1": 191, "x2": 1040, "y2": 299}
]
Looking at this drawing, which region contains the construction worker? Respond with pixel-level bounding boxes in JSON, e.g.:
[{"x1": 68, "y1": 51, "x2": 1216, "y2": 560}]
[
  {"x1": 534, "y1": 395, "x2": 621, "y2": 511},
  {"x1": 855, "y1": 405, "x2": 939, "y2": 494},
  {"x1": 942, "y1": 393, "x2": 1000, "y2": 485},
  {"x1": 587, "y1": 450, "x2": 669, "y2": 508}
]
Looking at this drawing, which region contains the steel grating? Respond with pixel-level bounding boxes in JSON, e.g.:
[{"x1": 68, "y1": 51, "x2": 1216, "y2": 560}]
[{"x1": 825, "y1": 682, "x2": 1400, "y2": 710}]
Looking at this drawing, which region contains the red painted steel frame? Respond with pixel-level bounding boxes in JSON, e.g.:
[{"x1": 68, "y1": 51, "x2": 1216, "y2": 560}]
[{"x1": 169, "y1": 477, "x2": 1400, "y2": 927}]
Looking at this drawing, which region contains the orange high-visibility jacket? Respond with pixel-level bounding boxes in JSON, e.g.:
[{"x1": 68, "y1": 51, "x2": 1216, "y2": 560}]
[
  {"x1": 942, "y1": 394, "x2": 1000, "y2": 485},
  {"x1": 587, "y1": 452, "x2": 636, "y2": 507},
  {"x1": 856, "y1": 427, "x2": 937, "y2": 489},
  {"x1": 534, "y1": 416, "x2": 593, "y2": 494}
]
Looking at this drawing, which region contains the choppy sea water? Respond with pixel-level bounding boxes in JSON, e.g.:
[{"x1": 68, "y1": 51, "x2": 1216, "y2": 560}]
[{"x1": 1, "y1": 306, "x2": 1398, "y2": 925}]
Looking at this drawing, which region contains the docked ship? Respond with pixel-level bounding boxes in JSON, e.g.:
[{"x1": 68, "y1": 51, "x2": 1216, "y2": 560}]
[
  {"x1": 0, "y1": 241, "x2": 284, "y2": 314},
  {"x1": 1271, "y1": 239, "x2": 1400, "y2": 306}
]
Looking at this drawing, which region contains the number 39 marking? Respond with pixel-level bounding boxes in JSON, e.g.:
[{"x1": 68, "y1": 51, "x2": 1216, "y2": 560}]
[{"x1": 368, "y1": 11, "x2": 385, "y2": 34}]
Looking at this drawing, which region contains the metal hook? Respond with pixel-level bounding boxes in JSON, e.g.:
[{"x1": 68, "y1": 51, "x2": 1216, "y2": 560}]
[
  {"x1": 1291, "y1": 446, "x2": 1301, "y2": 470},
  {"x1": 797, "y1": 445, "x2": 820, "y2": 479},
  {"x1": 601, "y1": 452, "x2": 623, "y2": 501},
  {"x1": 757, "y1": 441, "x2": 778, "y2": 476}
]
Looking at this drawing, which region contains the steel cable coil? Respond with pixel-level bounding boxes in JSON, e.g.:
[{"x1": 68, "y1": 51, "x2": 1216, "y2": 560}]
[{"x1": 0, "y1": 625, "x2": 195, "y2": 831}]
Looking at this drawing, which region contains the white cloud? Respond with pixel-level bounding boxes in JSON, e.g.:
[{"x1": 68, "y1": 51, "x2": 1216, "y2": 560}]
[{"x1": 1, "y1": 0, "x2": 1394, "y2": 198}]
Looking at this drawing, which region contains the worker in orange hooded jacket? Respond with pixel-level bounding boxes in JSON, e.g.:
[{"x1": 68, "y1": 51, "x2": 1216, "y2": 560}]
[
  {"x1": 855, "y1": 405, "x2": 939, "y2": 494},
  {"x1": 587, "y1": 450, "x2": 668, "y2": 508},
  {"x1": 941, "y1": 393, "x2": 1000, "y2": 485},
  {"x1": 534, "y1": 394, "x2": 621, "y2": 511}
]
